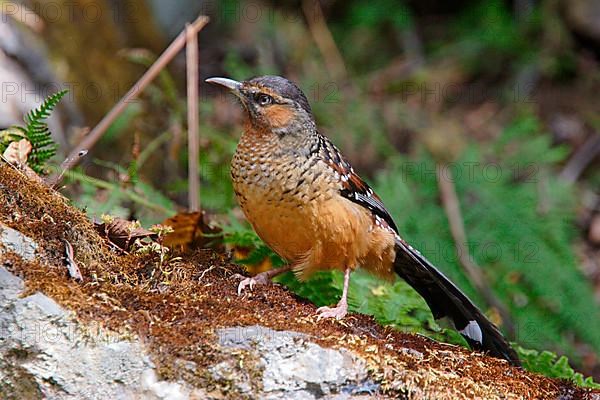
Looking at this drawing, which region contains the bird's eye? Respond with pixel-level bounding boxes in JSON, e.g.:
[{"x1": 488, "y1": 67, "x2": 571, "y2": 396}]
[{"x1": 256, "y1": 94, "x2": 273, "y2": 106}]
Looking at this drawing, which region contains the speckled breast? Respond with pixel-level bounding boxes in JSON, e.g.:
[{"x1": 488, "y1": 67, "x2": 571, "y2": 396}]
[{"x1": 230, "y1": 139, "x2": 333, "y2": 262}]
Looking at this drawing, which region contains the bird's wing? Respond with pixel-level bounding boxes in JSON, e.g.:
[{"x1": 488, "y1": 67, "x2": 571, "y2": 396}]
[
  {"x1": 316, "y1": 133, "x2": 399, "y2": 233},
  {"x1": 314, "y1": 134, "x2": 520, "y2": 365}
]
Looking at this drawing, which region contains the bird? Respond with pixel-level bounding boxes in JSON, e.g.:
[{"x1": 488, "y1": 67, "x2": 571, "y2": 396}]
[{"x1": 206, "y1": 75, "x2": 520, "y2": 366}]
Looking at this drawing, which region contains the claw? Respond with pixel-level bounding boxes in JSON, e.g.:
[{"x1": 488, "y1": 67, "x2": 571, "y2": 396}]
[
  {"x1": 316, "y1": 303, "x2": 348, "y2": 320},
  {"x1": 234, "y1": 266, "x2": 294, "y2": 296},
  {"x1": 237, "y1": 272, "x2": 271, "y2": 296},
  {"x1": 237, "y1": 277, "x2": 257, "y2": 296}
]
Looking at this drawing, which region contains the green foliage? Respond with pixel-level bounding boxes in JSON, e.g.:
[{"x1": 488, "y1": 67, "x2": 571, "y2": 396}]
[
  {"x1": 223, "y1": 52, "x2": 256, "y2": 82},
  {"x1": 277, "y1": 271, "x2": 343, "y2": 309},
  {"x1": 517, "y1": 347, "x2": 600, "y2": 388},
  {"x1": 375, "y1": 114, "x2": 600, "y2": 361},
  {"x1": 450, "y1": 0, "x2": 539, "y2": 71},
  {"x1": 346, "y1": 0, "x2": 413, "y2": 30},
  {"x1": 23, "y1": 90, "x2": 67, "y2": 171},
  {"x1": 68, "y1": 167, "x2": 176, "y2": 225},
  {"x1": 193, "y1": 118, "x2": 237, "y2": 213},
  {"x1": 0, "y1": 90, "x2": 67, "y2": 173}
]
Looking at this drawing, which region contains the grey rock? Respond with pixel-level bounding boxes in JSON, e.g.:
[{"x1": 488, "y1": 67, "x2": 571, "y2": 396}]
[
  {"x1": 0, "y1": 267, "x2": 195, "y2": 400},
  {"x1": 0, "y1": 223, "x2": 38, "y2": 261},
  {"x1": 217, "y1": 326, "x2": 380, "y2": 400},
  {"x1": 0, "y1": 265, "x2": 24, "y2": 301},
  {"x1": 0, "y1": 18, "x2": 69, "y2": 148}
]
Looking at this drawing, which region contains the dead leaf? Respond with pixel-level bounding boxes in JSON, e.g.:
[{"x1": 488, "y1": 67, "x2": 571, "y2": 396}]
[
  {"x1": 95, "y1": 218, "x2": 156, "y2": 250},
  {"x1": 3, "y1": 139, "x2": 32, "y2": 165},
  {"x1": 162, "y1": 211, "x2": 221, "y2": 250}
]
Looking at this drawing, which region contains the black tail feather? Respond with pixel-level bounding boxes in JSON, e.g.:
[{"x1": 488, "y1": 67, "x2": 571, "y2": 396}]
[{"x1": 393, "y1": 239, "x2": 520, "y2": 366}]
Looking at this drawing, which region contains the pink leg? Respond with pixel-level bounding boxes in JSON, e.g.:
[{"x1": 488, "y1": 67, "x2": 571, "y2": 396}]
[
  {"x1": 316, "y1": 267, "x2": 351, "y2": 320},
  {"x1": 237, "y1": 264, "x2": 294, "y2": 295}
]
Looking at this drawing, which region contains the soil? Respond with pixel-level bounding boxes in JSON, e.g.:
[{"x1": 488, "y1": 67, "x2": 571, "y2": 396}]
[{"x1": 1, "y1": 164, "x2": 598, "y2": 399}]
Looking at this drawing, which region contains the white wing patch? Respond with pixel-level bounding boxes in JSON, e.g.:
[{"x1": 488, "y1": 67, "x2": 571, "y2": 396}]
[{"x1": 460, "y1": 320, "x2": 483, "y2": 344}]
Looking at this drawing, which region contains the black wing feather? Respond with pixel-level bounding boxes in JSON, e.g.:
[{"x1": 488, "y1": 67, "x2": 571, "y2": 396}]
[{"x1": 316, "y1": 133, "x2": 398, "y2": 232}]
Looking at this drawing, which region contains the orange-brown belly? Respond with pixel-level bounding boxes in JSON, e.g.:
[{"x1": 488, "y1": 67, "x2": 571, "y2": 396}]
[
  {"x1": 237, "y1": 186, "x2": 397, "y2": 280},
  {"x1": 239, "y1": 195, "x2": 314, "y2": 261}
]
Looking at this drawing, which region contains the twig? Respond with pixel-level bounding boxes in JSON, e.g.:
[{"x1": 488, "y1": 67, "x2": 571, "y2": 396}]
[
  {"x1": 198, "y1": 265, "x2": 216, "y2": 282},
  {"x1": 436, "y1": 163, "x2": 515, "y2": 336},
  {"x1": 186, "y1": 23, "x2": 200, "y2": 212},
  {"x1": 400, "y1": 26, "x2": 425, "y2": 68},
  {"x1": 48, "y1": 150, "x2": 88, "y2": 188},
  {"x1": 137, "y1": 131, "x2": 171, "y2": 169},
  {"x1": 54, "y1": 15, "x2": 210, "y2": 184},
  {"x1": 559, "y1": 133, "x2": 600, "y2": 183},
  {"x1": 302, "y1": 0, "x2": 347, "y2": 81},
  {"x1": 67, "y1": 170, "x2": 174, "y2": 216}
]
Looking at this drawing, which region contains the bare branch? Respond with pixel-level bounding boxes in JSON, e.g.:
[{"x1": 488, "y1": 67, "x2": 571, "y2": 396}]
[
  {"x1": 436, "y1": 163, "x2": 515, "y2": 336},
  {"x1": 53, "y1": 15, "x2": 210, "y2": 186},
  {"x1": 186, "y1": 23, "x2": 200, "y2": 212}
]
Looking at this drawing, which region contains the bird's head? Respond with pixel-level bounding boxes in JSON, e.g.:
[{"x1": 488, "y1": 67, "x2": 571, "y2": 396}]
[{"x1": 206, "y1": 75, "x2": 315, "y2": 137}]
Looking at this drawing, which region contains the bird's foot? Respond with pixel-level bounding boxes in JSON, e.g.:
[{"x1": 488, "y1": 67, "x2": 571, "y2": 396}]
[
  {"x1": 236, "y1": 271, "x2": 272, "y2": 296},
  {"x1": 316, "y1": 301, "x2": 348, "y2": 320}
]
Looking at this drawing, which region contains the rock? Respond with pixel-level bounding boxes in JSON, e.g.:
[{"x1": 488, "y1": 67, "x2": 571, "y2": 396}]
[
  {"x1": 0, "y1": 266, "x2": 196, "y2": 400},
  {"x1": 216, "y1": 326, "x2": 379, "y2": 400},
  {"x1": 0, "y1": 18, "x2": 69, "y2": 148},
  {"x1": 0, "y1": 263, "x2": 382, "y2": 400},
  {"x1": 0, "y1": 223, "x2": 38, "y2": 261}
]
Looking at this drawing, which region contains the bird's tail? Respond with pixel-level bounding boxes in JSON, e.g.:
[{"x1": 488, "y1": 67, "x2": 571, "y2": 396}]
[{"x1": 393, "y1": 238, "x2": 520, "y2": 366}]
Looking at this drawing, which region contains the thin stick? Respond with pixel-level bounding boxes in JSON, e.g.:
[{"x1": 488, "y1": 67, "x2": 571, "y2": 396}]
[
  {"x1": 436, "y1": 164, "x2": 515, "y2": 336},
  {"x1": 56, "y1": 15, "x2": 210, "y2": 183},
  {"x1": 559, "y1": 133, "x2": 600, "y2": 183},
  {"x1": 68, "y1": 170, "x2": 174, "y2": 215},
  {"x1": 302, "y1": 0, "x2": 347, "y2": 81},
  {"x1": 48, "y1": 150, "x2": 88, "y2": 188},
  {"x1": 186, "y1": 23, "x2": 200, "y2": 212}
]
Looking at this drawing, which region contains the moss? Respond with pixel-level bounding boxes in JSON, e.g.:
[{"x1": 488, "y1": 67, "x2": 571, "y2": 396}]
[{"x1": 0, "y1": 164, "x2": 597, "y2": 399}]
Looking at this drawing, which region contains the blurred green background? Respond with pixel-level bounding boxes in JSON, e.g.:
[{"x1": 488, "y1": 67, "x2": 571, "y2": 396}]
[{"x1": 3, "y1": 0, "x2": 599, "y2": 383}]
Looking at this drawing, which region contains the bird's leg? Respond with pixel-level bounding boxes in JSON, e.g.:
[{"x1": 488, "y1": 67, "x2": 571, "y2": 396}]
[
  {"x1": 316, "y1": 267, "x2": 351, "y2": 320},
  {"x1": 237, "y1": 264, "x2": 294, "y2": 295}
]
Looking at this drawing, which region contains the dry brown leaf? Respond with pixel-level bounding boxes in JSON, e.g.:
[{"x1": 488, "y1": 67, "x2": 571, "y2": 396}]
[
  {"x1": 162, "y1": 211, "x2": 221, "y2": 250},
  {"x1": 95, "y1": 218, "x2": 156, "y2": 250},
  {"x1": 3, "y1": 139, "x2": 32, "y2": 165}
]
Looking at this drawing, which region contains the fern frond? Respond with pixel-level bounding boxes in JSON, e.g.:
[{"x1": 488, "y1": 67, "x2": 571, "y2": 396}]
[
  {"x1": 24, "y1": 90, "x2": 68, "y2": 129},
  {"x1": 22, "y1": 89, "x2": 68, "y2": 173}
]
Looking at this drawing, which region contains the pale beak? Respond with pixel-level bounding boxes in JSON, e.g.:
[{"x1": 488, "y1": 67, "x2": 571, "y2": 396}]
[{"x1": 205, "y1": 77, "x2": 242, "y2": 92}]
